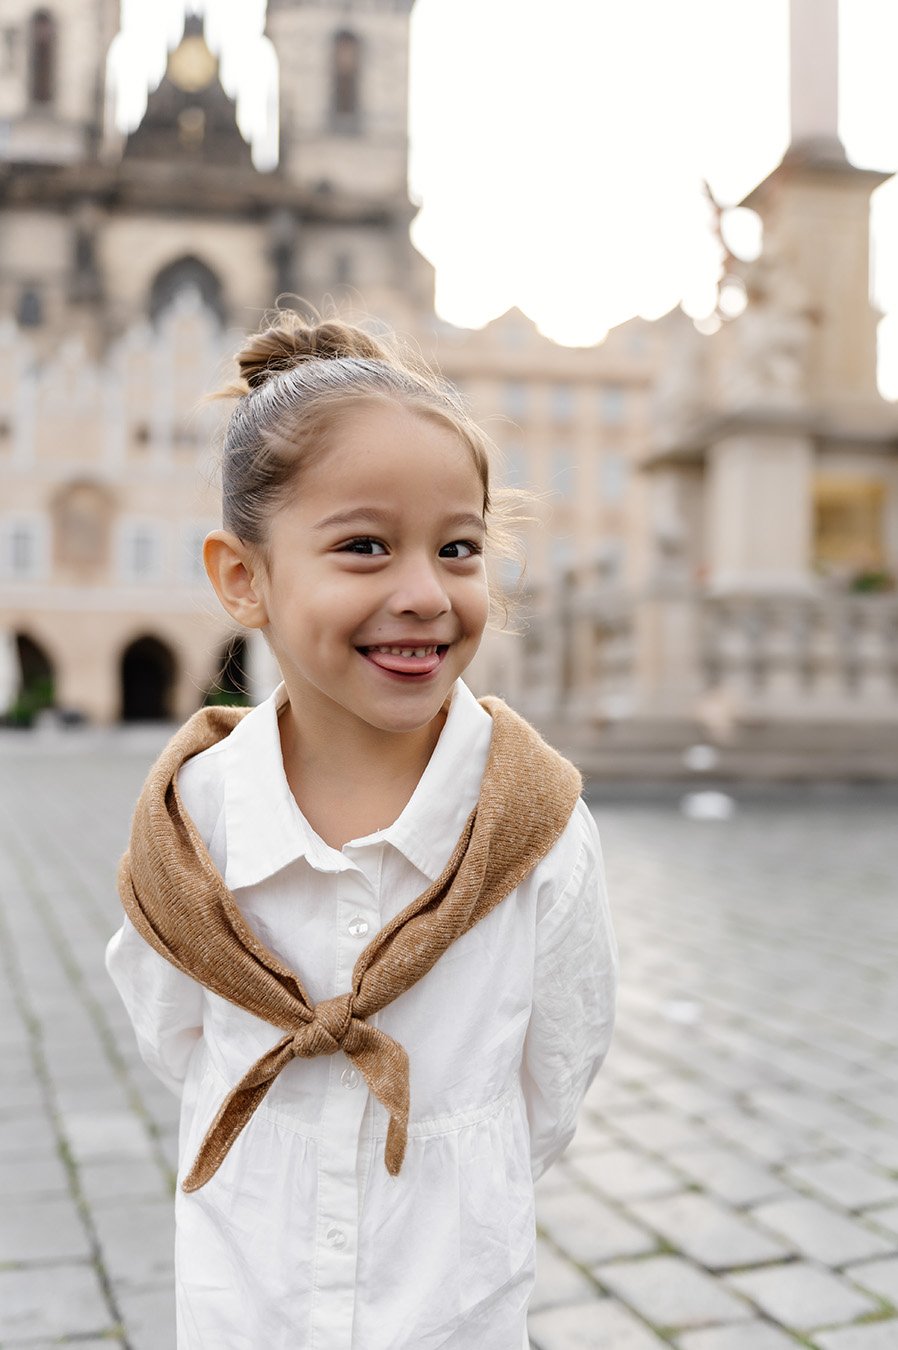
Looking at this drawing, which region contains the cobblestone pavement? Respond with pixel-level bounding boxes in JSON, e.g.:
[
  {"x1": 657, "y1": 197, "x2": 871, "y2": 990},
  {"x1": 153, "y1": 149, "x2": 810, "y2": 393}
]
[{"x1": 1, "y1": 733, "x2": 896, "y2": 1349}]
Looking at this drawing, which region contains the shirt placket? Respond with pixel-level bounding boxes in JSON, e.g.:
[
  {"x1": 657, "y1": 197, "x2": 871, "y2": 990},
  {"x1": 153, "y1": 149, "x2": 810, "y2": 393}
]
[{"x1": 310, "y1": 859, "x2": 380, "y2": 1350}]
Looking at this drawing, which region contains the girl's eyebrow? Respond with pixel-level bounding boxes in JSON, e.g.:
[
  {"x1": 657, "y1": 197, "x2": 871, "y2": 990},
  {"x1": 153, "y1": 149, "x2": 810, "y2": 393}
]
[{"x1": 314, "y1": 507, "x2": 486, "y2": 534}]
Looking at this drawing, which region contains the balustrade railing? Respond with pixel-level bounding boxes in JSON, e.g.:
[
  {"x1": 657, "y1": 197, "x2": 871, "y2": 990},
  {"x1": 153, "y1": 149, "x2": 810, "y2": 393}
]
[{"x1": 701, "y1": 594, "x2": 898, "y2": 712}]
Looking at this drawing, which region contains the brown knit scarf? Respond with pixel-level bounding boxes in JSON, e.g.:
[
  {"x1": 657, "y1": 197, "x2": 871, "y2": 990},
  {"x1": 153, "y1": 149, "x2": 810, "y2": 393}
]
[{"x1": 118, "y1": 696, "x2": 581, "y2": 1193}]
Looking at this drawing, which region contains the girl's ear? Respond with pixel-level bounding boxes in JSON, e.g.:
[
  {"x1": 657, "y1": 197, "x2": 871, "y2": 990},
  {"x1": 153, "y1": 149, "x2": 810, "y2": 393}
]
[{"x1": 203, "y1": 531, "x2": 269, "y2": 629}]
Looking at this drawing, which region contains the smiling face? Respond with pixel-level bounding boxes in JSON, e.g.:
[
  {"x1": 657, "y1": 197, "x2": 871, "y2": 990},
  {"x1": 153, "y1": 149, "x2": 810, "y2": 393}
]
[{"x1": 250, "y1": 399, "x2": 491, "y2": 743}]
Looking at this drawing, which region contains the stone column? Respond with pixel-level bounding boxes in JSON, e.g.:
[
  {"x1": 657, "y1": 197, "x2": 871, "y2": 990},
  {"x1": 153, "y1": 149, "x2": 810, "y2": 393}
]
[
  {"x1": 705, "y1": 431, "x2": 815, "y2": 595},
  {"x1": 790, "y1": 0, "x2": 840, "y2": 152}
]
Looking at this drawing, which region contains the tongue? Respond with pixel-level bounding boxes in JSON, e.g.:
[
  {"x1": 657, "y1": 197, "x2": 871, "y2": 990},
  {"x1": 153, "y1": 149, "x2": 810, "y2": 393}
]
[{"x1": 365, "y1": 649, "x2": 442, "y2": 675}]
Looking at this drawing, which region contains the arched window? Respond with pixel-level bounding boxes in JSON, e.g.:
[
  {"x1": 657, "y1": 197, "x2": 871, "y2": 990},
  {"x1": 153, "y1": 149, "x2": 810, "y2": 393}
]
[
  {"x1": 331, "y1": 30, "x2": 361, "y2": 129},
  {"x1": 51, "y1": 480, "x2": 114, "y2": 572},
  {"x1": 148, "y1": 255, "x2": 225, "y2": 326},
  {"x1": 29, "y1": 9, "x2": 56, "y2": 106}
]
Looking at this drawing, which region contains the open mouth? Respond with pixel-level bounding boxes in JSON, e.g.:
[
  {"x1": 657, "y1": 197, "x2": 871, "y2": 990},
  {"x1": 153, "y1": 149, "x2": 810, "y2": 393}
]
[{"x1": 358, "y1": 644, "x2": 448, "y2": 677}]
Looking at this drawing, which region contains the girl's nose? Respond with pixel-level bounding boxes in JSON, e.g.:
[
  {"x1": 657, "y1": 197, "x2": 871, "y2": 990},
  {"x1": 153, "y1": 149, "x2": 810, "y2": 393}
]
[{"x1": 387, "y1": 557, "x2": 451, "y2": 620}]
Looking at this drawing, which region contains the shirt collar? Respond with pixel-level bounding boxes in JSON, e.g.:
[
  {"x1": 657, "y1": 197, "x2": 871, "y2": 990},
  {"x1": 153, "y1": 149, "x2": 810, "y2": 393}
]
[{"x1": 220, "y1": 680, "x2": 493, "y2": 890}]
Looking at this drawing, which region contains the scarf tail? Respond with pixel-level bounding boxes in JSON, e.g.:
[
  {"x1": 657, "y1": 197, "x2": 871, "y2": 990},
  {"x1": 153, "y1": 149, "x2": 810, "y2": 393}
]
[{"x1": 181, "y1": 1036, "x2": 294, "y2": 1193}]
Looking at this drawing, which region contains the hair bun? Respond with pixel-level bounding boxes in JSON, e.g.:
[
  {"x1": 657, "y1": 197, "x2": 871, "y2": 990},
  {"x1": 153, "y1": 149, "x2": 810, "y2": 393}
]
[{"x1": 237, "y1": 315, "x2": 390, "y2": 390}]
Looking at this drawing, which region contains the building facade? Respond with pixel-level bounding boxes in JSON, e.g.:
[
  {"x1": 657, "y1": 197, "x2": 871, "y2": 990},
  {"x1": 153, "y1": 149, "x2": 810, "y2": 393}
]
[
  {"x1": 2, "y1": 0, "x2": 895, "y2": 775},
  {"x1": 0, "y1": 0, "x2": 655, "y2": 726}
]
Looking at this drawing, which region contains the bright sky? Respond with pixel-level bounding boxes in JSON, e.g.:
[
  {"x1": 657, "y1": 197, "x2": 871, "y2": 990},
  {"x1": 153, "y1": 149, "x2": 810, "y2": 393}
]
[
  {"x1": 111, "y1": 0, "x2": 898, "y2": 386},
  {"x1": 410, "y1": 0, "x2": 898, "y2": 355}
]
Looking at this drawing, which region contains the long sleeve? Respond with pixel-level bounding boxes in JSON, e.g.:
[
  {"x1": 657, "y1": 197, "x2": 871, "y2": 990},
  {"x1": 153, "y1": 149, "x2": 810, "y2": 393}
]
[
  {"x1": 521, "y1": 798, "x2": 618, "y2": 1181},
  {"x1": 106, "y1": 916, "x2": 204, "y2": 1097}
]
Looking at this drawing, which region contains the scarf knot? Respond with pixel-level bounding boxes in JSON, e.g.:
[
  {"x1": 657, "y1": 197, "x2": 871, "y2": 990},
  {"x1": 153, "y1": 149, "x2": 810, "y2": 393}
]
[{"x1": 293, "y1": 994, "x2": 354, "y2": 1058}]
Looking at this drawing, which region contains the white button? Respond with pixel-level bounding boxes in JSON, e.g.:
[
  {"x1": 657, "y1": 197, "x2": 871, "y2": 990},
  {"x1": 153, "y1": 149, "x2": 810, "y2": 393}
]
[
  {"x1": 348, "y1": 915, "x2": 369, "y2": 938},
  {"x1": 341, "y1": 1067, "x2": 360, "y2": 1090},
  {"x1": 326, "y1": 1225, "x2": 346, "y2": 1248}
]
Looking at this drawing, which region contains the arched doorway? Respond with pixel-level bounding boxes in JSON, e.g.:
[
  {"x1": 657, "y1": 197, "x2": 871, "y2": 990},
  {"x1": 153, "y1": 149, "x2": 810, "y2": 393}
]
[
  {"x1": 120, "y1": 636, "x2": 176, "y2": 721},
  {"x1": 5, "y1": 632, "x2": 55, "y2": 726}
]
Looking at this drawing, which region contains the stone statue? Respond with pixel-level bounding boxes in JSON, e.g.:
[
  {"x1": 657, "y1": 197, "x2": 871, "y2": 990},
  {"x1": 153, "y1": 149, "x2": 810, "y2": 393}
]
[{"x1": 723, "y1": 240, "x2": 816, "y2": 406}]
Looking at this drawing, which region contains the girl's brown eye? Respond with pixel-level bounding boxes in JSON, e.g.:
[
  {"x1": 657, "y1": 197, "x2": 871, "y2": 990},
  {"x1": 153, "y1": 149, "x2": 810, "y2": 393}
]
[
  {"x1": 439, "y1": 541, "x2": 481, "y2": 559},
  {"x1": 340, "y1": 538, "x2": 388, "y2": 555}
]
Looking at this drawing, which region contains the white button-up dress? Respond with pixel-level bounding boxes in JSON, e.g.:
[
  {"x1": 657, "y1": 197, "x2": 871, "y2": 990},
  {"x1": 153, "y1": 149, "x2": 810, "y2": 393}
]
[{"x1": 107, "y1": 680, "x2": 617, "y2": 1350}]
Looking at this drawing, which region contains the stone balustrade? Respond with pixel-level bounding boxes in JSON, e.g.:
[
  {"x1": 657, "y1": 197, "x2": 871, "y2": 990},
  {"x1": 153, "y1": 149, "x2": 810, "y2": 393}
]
[{"x1": 701, "y1": 593, "x2": 898, "y2": 716}]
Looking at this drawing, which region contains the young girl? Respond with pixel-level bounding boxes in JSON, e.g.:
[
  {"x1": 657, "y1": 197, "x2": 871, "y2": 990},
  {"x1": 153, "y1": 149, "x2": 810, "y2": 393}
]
[{"x1": 107, "y1": 314, "x2": 617, "y2": 1350}]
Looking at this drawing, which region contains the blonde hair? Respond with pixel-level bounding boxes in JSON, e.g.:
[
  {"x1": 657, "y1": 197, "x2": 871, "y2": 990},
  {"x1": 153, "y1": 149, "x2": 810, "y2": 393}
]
[{"x1": 215, "y1": 309, "x2": 526, "y2": 621}]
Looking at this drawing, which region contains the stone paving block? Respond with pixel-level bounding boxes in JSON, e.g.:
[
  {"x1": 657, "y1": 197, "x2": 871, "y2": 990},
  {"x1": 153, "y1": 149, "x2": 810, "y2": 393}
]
[
  {"x1": 844, "y1": 1254, "x2": 898, "y2": 1304},
  {"x1": 0, "y1": 1077, "x2": 45, "y2": 1113},
  {"x1": 708, "y1": 1111, "x2": 821, "y2": 1166},
  {"x1": 61, "y1": 1109, "x2": 155, "y2": 1164},
  {"x1": 602, "y1": 1044, "x2": 669, "y2": 1086},
  {"x1": 0, "y1": 1263, "x2": 113, "y2": 1341},
  {"x1": 157, "y1": 1122, "x2": 180, "y2": 1171},
  {"x1": 683, "y1": 1047, "x2": 773, "y2": 1094},
  {"x1": 667, "y1": 1143, "x2": 785, "y2": 1207},
  {"x1": 751, "y1": 1194, "x2": 894, "y2": 1266},
  {"x1": 610, "y1": 1107, "x2": 717, "y2": 1154},
  {"x1": 94, "y1": 1200, "x2": 174, "y2": 1288},
  {"x1": 784, "y1": 1156, "x2": 898, "y2": 1210},
  {"x1": 0, "y1": 1150, "x2": 71, "y2": 1199},
  {"x1": 529, "y1": 1296, "x2": 670, "y2": 1349},
  {"x1": 595, "y1": 1253, "x2": 752, "y2": 1329},
  {"x1": 676, "y1": 1322, "x2": 802, "y2": 1350},
  {"x1": 646, "y1": 1075, "x2": 731, "y2": 1118},
  {"x1": 567, "y1": 1146, "x2": 683, "y2": 1202},
  {"x1": 537, "y1": 1187, "x2": 657, "y2": 1266},
  {"x1": 0, "y1": 1196, "x2": 91, "y2": 1262},
  {"x1": 726, "y1": 1260, "x2": 877, "y2": 1329},
  {"x1": 629, "y1": 1192, "x2": 790, "y2": 1271},
  {"x1": 747, "y1": 1088, "x2": 873, "y2": 1140},
  {"x1": 589, "y1": 1081, "x2": 653, "y2": 1115},
  {"x1": 0, "y1": 1112, "x2": 58, "y2": 1159},
  {"x1": 856, "y1": 1128, "x2": 898, "y2": 1171},
  {"x1": 78, "y1": 1157, "x2": 173, "y2": 1207},
  {"x1": 3, "y1": 1341, "x2": 120, "y2": 1349},
  {"x1": 115, "y1": 1283, "x2": 177, "y2": 1350},
  {"x1": 54, "y1": 1080, "x2": 136, "y2": 1114},
  {"x1": 531, "y1": 1237, "x2": 597, "y2": 1311},
  {"x1": 0, "y1": 1049, "x2": 40, "y2": 1085},
  {"x1": 563, "y1": 1112, "x2": 617, "y2": 1155},
  {"x1": 865, "y1": 1204, "x2": 898, "y2": 1240},
  {"x1": 535, "y1": 1166, "x2": 577, "y2": 1201},
  {"x1": 861, "y1": 1089, "x2": 898, "y2": 1125},
  {"x1": 814, "y1": 1323, "x2": 898, "y2": 1350}
]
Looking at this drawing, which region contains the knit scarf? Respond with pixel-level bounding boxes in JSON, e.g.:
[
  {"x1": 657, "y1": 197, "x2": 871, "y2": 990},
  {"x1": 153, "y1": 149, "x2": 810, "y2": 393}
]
[{"x1": 118, "y1": 696, "x2": 581, "y2": 1193}]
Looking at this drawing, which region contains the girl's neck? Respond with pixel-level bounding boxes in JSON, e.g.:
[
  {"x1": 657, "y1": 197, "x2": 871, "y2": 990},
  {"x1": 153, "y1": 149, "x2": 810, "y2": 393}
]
[{"x1": 277, "y1": 695, "x2": 446, "y2": 851}]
